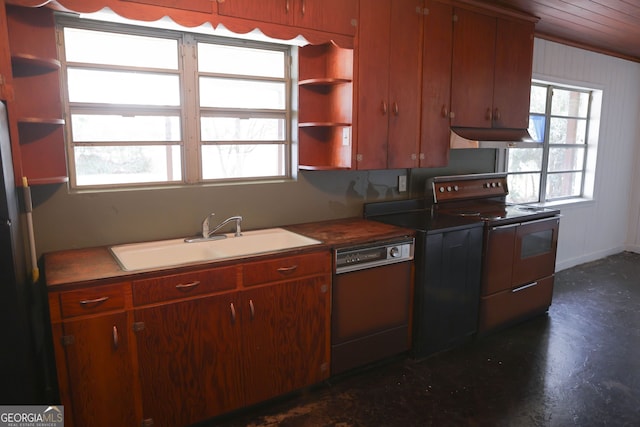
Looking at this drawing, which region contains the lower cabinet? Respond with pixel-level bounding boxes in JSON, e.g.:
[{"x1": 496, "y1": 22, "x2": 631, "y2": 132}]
[{"x1": 48, "y1": 250, "x2": 331, "y2": 427}]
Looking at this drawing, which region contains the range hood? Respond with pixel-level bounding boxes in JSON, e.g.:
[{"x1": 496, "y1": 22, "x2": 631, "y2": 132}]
[{"x1": 450, "y1": 127, "x2": 535, "y2": 149}]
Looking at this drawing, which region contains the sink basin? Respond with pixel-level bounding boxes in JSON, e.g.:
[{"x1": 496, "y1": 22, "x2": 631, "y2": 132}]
[{"x1": 110, "y1": 228, "x2": 322, "y2": 271}]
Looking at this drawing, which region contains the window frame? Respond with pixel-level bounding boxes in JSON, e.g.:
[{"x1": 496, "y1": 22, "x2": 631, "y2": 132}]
[
  {"x1": 505, "y1": 80, "x2": 598, "y2": 205},
  {"x1": 56, "y1": 15, "x2": 296, "y2": 190}
]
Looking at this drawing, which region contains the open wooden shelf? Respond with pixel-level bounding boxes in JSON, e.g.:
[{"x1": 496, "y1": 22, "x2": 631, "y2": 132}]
[{"x1": 11, "y1": 53, "x2": 61, "y2": 76}]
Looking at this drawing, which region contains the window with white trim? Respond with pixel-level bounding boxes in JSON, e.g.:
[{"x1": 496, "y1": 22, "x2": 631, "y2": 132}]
[
  {"x1": 506, "y1": 81, "x2": 601, "y2": 204},
  {"x1": 57, "y1": 18, "x2": 294, "y2": 189}
]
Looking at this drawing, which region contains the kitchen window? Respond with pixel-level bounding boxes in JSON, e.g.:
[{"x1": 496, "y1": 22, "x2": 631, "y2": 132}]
[
  {"x1": 505, "y1": 81, "x2": 601, "y2": 204},
  {"x1": 57, "y1": 17, "x2": 294, "y2": 189}
]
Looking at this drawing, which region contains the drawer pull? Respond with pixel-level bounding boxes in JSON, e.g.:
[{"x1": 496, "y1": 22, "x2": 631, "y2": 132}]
[
  {"x1": 249, "y1": 299, "x2": 255, "y2": 320},
  {"x1": 112, "y1": 325, "x2": 119, "y2": 349},
  {"x1": 175, "y1": 281, "x2": 200, "y2": 290},
  {"x1": 230, "y1": 302, "x2": 236, "y2": 324},
  {"x1": 79, "y1": 296, "x2": 109, "y2": 305},
  {"x1": 513, "y1": 281, "x2": 538, "y2": 293},
  {"x1": 277, "y1": 265, "x2": 298, "y2": 274}
]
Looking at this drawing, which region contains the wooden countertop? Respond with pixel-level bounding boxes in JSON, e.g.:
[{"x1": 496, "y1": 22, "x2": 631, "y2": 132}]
[{"x1": 44, "y1": 218, "x2": 414, "y2": 288}]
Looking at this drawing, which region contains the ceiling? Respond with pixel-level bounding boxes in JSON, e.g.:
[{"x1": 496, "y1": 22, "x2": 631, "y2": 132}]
[{"x1": 474, "y1": 0, "x2": 640, "y2": 62}]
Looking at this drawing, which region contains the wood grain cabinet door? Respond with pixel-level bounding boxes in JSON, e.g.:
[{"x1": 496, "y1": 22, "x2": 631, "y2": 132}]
[
  {"x1": 492, "y1": 18, "x2": 535, "y2": 129},
  {"x1": 61, "y1": 312, "x2": 138, "y2": 427},
  {"x1": 134, "y1": 293, "x2": 243, "y2": 427},
  {"x1": 240, "y1": 275, "x2": 330, "y2": 406},
  {"x1": 217, "y1": 0, "x2": 292, "y2": 26},
  {"x1": 292, "y1": 0, "x2": 358, "y2": 35},
  {"x1": 450, "y1": 7, "x2": 496, "y2": 129}
]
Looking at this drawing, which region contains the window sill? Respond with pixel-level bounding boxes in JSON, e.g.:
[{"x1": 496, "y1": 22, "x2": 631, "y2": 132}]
[{"x1": 530, "y1": 197, "x2": 595, "y2": 210}]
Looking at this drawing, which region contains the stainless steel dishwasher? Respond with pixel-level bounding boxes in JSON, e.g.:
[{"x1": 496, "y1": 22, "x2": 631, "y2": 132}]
[{"x1": 331, "y1": 238, "x2": 414, "y2": 375}]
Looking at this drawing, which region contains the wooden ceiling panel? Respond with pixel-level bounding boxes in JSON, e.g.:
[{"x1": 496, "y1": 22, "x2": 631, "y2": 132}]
[{"x1": 471, "y1": 0, "x2": 640, "y2": 62}]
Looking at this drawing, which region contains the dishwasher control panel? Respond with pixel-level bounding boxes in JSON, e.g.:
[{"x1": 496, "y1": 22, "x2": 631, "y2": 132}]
[{"x1": 335, "y1": 238, "x2": 414, "y2": 274}]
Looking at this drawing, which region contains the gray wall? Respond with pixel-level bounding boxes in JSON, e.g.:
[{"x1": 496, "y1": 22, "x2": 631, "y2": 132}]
[{"x1": 31, "y1": 149, "x2": 496, "y2": 256}]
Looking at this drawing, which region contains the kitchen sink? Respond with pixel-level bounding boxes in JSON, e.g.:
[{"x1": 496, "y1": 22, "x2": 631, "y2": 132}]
[{"x1": 110, "y1": 228, "x2": 322, "y2": 271}]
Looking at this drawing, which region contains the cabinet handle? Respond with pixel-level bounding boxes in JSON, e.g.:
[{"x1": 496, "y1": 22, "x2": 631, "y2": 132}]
[
  {"x1": 381, "y1": 100, "x2": 388, "y2": 115},
  {"x1": 513, "y1": 281, "x2": 538, "y2": 293},
  {"x1": 249, "y1": 299, "x2": 255, "y2": 320},
  {"x1": 277, "y1": 265, "x2": 298, "y2": 274},
  {"x1": 285, "y1": 0, "x2": 290, "y2": 13},
  {"x1": 486, "y1": 107, "x2": 493, "y2": 121},
  {"x1": 230, "y1": 302, "x2": 236, "y2": 324},
  {"x1": 112, "y1": 325, "x2": 119, "y2": 349},
  {"x1": 441, "y1": 105, "x2": 449, "y2": 118},
  {"x1": 175, "y1": 280, "x2": 200, "y2": 290},
  {"x1": 79, "y1": 296, "x2": 109, "y2": 305},
  {"x1": 494, "y1": 108, "x2": 501, "y2": 121},
  {"x1": 393, "y1": 102, "x2": 399, "y2": 116},
  {"x1": 300, "y1": 0, "x2": 305, "y2": 15},
  {"x1": 449, "y1": 111, "x2": 455, "y2": 119}
]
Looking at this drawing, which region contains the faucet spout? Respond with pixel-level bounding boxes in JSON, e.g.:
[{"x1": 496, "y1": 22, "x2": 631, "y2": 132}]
[{"x1": 203, "y1": 214, "x2": 243, "y2": 238}]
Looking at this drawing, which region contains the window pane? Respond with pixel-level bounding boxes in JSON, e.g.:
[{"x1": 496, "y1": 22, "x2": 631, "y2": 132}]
[
  {"x1": 549, "y1": 117, "x2": 587, "y2": 145},
  {"x1": 507, "y1": 147, "x2": 543, "y2": 172},
  {"x1": 199, "y1": 77, "x2": 285, "y2": 109},
  {"x1": 201, "y1": 117, "x2": 285, "y2": 141},
  {"x1": 202, "y1": 144, "x2": 285, "y2": 179},
  {"x1": 529, "y1": 85, "x2": 547, "y2": 114},
  {"x1": 64, "y1": 28, "x2": 178, "y2": 69},
  {"x1": 198, "y1": 43, "x2": 285, "y2": 78},
  {"x1": 546, "y1": 172, "x2": 582, "y2": 200},
  {"x1": 548, "y1": 147, "x2": 585, "y2": 172},
  {"x1": 67, "y1": 69, "x2": 180, "y2": 105},
  {"x1": 506, "y1": 173, "x2": 541, "y2": 204},
  {"x1": 74, "y1": 145, "x2": 182, "y2": 186},
  {"x1": 551, "y1": 89, "x2": 590, "y2": 117},
  {"x1": 72, "y1": 114, "x2": 181, "y2": 142}
]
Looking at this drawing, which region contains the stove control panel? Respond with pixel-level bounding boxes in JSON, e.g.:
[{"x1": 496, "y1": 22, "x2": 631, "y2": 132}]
[{"x1": 430, "y1": 174, "x2": 509, "y2": 203}]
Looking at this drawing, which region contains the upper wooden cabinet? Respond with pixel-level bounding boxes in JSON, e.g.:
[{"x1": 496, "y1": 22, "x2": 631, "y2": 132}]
[
  {"x1": 0, "y1": 0, "x2": 13, "y2": 101},
  {"x1": 217, "y1": 0, "x2": 358, "y2": 36},
  {"x1": 5, "y1": 5, "x2": 68, "y2": 185},
  {"x1": 355, "y1": 0, "x2": 423, "y2": 169},
  {"x1": 450, "y1": 7, "x2": 535, "y2": 130},
  {"x1": 419, "y1": 0, "x2": 453, "y2": 168}
]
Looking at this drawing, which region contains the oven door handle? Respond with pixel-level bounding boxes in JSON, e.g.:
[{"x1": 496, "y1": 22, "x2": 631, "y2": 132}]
[{"x1": 491, "y1": 223, "x2": 519, "y2": 231}]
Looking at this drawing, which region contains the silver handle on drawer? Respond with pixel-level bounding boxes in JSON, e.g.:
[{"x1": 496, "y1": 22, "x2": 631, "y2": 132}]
[
  {"x1": 277, "y1": 265, "x2": 298, "y2": 274},
  {"x1": 79, "y1": 296, "x2": 109, "y2": 305},
  {"x1": 249, "y1": 299, "x2": 255, "y2": 320},
  {"x1": 513, "y1": 281, "x2": 538, "y2": 293},
  {"x1": 112, "y1": 325, "x2": 119, "y2": 349},
  {"x1": 175, "y1": 280, "x2": 200, "y2": 290},
  {"x1": 491, "y1": 223, "x2": 519, "y2": 231}
]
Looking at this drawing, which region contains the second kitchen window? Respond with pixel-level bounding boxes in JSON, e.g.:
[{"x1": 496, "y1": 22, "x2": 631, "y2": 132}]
[
  {"x1": 506, "y1": 81, "x2": 602, "y2": 204},
  {"x1": 58, "y1": 17, "x2": 294, "y2": 189}
]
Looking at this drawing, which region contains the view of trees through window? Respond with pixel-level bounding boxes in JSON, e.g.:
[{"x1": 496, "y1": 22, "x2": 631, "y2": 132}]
[
  {"x1": 58, "y1": 19, "x2": 292, "y2": 188},
  {"x1": 506, "y1": 82, "x2": 595, "y2": 204}
]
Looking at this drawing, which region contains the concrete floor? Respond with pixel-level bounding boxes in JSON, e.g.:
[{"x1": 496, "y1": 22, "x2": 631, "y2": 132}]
[{"x1": 208, "y1": 251, "x2": 640, "y2": 427}]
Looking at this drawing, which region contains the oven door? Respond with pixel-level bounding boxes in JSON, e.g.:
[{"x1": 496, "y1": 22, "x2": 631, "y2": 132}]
[{"x1": 512, "y1": 216, "x2": 560, "y2": 286}]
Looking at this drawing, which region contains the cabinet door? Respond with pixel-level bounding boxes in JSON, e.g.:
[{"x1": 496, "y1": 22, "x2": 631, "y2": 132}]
[
  {"x1": 493, "y1": 18, "x2": 535, "y2": 129},
  {"x1": 450, "y1": 8, "x2": 496, "y2": 128},
  {"x1": 293, "y1": 0, "x2": 358, "y2": 35},
  {"x1": 217, "y1": 0, "x2": 291, "y2": 26},
  {"x1": 0, "y1": 0, "x2": 13, "y2": 101},
  {"x1": 241, "y1": 275, "x2": 330, "y2": 406},
  {"x1": 386, "y1": 0, "x2": 423, "y2": 169},
  {"x1": 61, "y1": 312, "x2": 137, "y2": 427},
  {"x1": 134, "y1": 293, "x2": 243, "y2": 427},
  {"x1": 420, "y1": 0, "x2": 452, "y2": 168},
  {"x1": 355, "y1": 0, "x2": 391, "y2": 169}
]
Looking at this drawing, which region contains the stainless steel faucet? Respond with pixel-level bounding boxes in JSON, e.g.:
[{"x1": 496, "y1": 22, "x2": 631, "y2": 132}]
[
  {"x1": 202, "y1": 214, "x2": 243, "y2": 238},
  {"x1": 184, "y1": 213, "x2": 243, "y2": 243}
]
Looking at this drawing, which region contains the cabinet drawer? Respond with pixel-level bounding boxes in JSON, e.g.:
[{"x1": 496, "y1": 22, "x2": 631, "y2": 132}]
[
  {"x1": 60, "y1": 283, "x2": 128, "y2": 318},
  {"x1": 133, "y1": 267, "x2": 237, "y2": 305},
  {"x1": 243, "y1": 251, "x2": 330, "y2": 287}
]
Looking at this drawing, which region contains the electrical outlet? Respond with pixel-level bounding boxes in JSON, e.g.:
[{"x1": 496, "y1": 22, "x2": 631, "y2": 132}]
[{"x1": 398, "y1": 175, "x2": 407, "y2": 192}]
